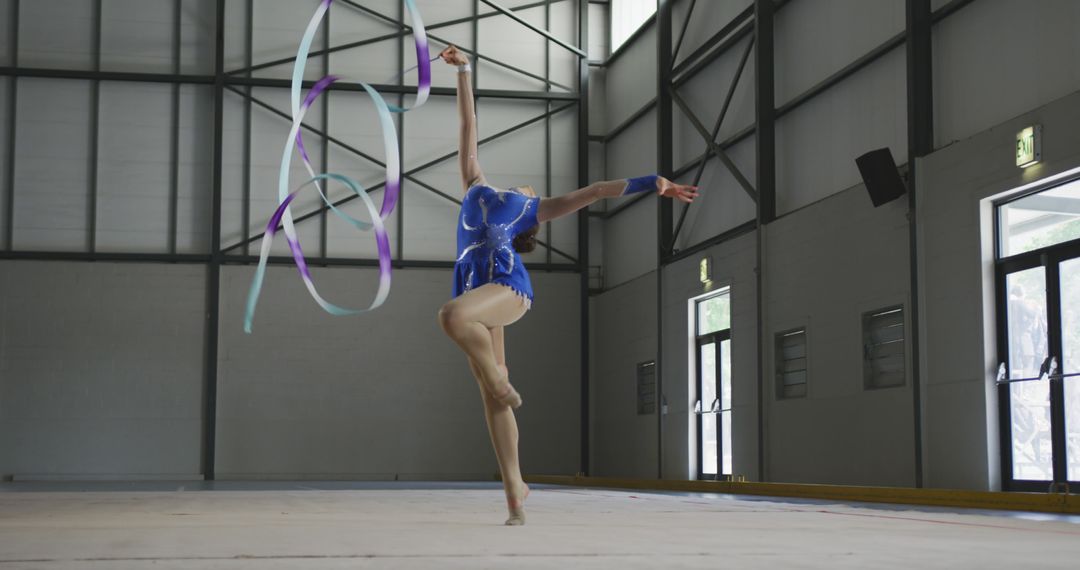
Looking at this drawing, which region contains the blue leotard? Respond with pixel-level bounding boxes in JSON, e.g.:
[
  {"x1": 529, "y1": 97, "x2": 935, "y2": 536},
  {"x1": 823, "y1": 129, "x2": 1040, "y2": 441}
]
[{"x1": 452, "y1": 184, "x2": 541, "y2": 303}]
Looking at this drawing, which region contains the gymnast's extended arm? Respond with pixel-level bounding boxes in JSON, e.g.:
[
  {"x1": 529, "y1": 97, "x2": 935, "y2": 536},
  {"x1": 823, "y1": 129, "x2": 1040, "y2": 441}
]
[
  {"x1": 441, "y1": 46, "x2": 485, "y2": 192},
  {"x1": 535, "y1": 175, "x2": 699, "y2": 224}
]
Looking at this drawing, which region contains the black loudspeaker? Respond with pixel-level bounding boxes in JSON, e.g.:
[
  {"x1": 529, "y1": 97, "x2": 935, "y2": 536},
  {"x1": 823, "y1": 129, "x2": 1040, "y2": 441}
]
[{"x1": 855, "y1": 148, "x2": 906, "y2": 207}]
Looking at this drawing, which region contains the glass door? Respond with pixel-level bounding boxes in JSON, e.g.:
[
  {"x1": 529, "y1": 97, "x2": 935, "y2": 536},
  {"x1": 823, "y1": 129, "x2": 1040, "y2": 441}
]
[
  {"x1": 696, "y1": 333, "x2": 731, "y2": 479},
  {"x1": 996, "y1": 179, "x2": 1080, "y2": 491},
  {"x1": 693, "y1": 290, "x2": 732, "y2": 480}
]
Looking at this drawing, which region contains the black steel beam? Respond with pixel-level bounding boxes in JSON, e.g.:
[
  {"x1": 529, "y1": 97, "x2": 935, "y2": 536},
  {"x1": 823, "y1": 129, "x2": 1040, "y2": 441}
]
[
  {"x1": 230, "y1": 0, "x2": 570, "y2": 76},
  {"x1": 577, "y1": 0, "x2": 591, "y2": 476},
  {"x1": 319, "y1": 9, "x2": 331, "y2": 260},
  {"x1": 227, "y1": 76, "x2": 577, "y2": 100},
  {"x1": 754, "y1": 1, "x2": 775, "y2": 224},
  {"x1": 671, "y1": 0, "x2": 697, "y2": 65},
  {"x1": 656, "y1": 0, "x2": 674, "y2": 481},
  {"x1": 545, "y1": 0, "x2": 552, "y2": 267},
  {"x1": 202, "y1": 0, "x2": 226, "y2": 482},
  {"x1": 666, "y1": 220, "x2": 757, "y2": 265},
  {"x1": 480, "y1": 0, "x2": 587, "y2": 57},
  {"x1": 906, "y1": 0, "x2": 933, "y2": 489},
  {"x1": 339, "y1": 0, "x2": 572, "y2": 91},
  {"x1": 0, "y1": 250, "x2": 211, "y2": 263},
  {"x1": 671, "y1": 4, "x2": 752, "y2": 77},
  {"x1": 0, "y1": 249, "x2": 581, "y2": 272},
  {"x1": 168, "y1": 0, "x2": 181, "y2": 255},
  {"x1": 396, "y1": 1, "x2": 405, "y2": 262},
  {"x1": 670, "y1": 35, "x2": 755, "y2": 253},
  {"x1": 241, "y1": 0, "x2": 253, "y2": 257},
  {"x1": 754, "y1": 0, "x2": 775, "y2": 484},
  {"x1": 0, "y1": 66, "x2": 215, "y2": 84},
  {"x1": 669, "y1": 87, "x2": 757, "y2": 202},
  {"x1": 3, "y1": 0, "x2": 16, "y2": 250},
  {"x1": 88, "y1": 0, "x2": 101, "y2": 253},
  {"x1": 221, "y1": 254, "x2": 578, "y2": 272}
]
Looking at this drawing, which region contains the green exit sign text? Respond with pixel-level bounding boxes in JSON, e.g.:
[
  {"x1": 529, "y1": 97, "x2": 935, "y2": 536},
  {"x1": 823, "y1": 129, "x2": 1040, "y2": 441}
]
[{"x1": 1016, "y1": 125, "x2": 1042, "y2": 168}]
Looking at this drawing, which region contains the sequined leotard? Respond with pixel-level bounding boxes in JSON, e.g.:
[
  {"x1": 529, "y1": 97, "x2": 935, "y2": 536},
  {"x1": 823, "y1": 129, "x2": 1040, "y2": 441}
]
[{"x1": 452, "y1": 184, "x2": 540, "y2": 304}]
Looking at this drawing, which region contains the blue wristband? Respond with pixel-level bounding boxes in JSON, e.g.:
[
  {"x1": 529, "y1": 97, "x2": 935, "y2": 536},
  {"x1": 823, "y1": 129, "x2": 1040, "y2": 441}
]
[{"x1": 622, "y1": 175, "x2": 658, "y2": 195}]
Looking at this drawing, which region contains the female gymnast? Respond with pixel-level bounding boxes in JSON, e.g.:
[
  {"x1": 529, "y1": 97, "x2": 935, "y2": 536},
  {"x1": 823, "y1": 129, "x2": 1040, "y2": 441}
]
[{"x1": 436, "y1": 46, "x2": 698, "y2": 525}]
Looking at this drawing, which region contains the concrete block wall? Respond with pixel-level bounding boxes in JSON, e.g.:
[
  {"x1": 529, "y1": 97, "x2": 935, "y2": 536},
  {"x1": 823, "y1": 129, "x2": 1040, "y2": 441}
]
[
  {"x1": 218, "y1": 265, "x2": 581, "y2": 479},
  {"x1": 762, "y1": 184, "x2": 915, "y2": 487},
  {"x1": 589, "y1": 273, "x2": 658, "y2": 478},
  {"x1": 918, "y1": 89, "x2": 1080, "y2": 490},
  {"x1": 0, "y1": 261, "x2": 206, "y2": 479},
  {"x1": 662, "y1": 233, "x2": 759, "y2": 481}
]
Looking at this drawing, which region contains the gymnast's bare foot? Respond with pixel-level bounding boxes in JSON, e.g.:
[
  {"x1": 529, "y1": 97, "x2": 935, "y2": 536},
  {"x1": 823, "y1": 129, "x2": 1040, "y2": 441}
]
[{"x1": 505, "y1": 481, "x2": 530, "y2": 526}]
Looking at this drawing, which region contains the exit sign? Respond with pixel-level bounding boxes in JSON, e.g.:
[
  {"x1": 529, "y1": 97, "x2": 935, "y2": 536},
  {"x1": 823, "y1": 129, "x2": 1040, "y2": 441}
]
[{"x1": 1016, "y1": 125, "x2": 1042, "y2": 168}]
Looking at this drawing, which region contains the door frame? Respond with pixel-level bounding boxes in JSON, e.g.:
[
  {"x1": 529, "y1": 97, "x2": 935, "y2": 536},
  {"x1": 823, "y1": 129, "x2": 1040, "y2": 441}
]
[{"x1": 994, "y1": 180, "x2": 1080, "y2": 492}]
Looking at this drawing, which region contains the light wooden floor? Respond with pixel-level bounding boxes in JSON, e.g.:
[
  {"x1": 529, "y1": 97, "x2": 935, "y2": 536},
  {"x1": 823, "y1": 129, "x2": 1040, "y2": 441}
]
[{"x1": 1, "y1": 482, "x2": 1079, "y2": 569}]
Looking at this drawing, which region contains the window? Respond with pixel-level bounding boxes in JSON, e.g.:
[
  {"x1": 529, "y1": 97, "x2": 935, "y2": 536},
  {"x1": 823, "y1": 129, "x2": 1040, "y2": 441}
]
[
  {"x1": 998, "y1": 177, "x2": 1080, "y2": 257},
  {"x1": 610, "y1": 0, "x2": 656, "y2": 52},
  {"x1": 862, "y1": 307, "x2": 906, "y2": 390},
  {"x1": 775, "y1": 329, "x2": 807, "y2": 399}
]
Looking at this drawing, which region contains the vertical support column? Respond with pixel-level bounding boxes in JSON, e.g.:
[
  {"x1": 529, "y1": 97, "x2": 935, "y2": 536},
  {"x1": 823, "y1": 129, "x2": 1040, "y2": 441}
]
[
  {"x1": 754, "y1": 0, "x2": 775, "y2": 482},
  {"x1": 88, "y1": 0, "x2": 102, "y2": 252},
  {"x1": 169, "y1": 0, "x2": 181, "y2": 255},
  {"x1": 396, "y1": 0, "x2": 405, "y2": 262},
  {"x1": 656, "y1": 0, "x2": 673, "y2": 479},
  {"x1": 545, "y1": 0, "x2": 552, "y2": 267},
  {"x1": 203, "y1": 0, "x2": 227, "y2": 481},
  {"x1": 906, "y1": 0, "x2": 931, "y2": 489},
  {"x1": 4, "y1": 0, "x2": 19, "y2": 250},
  {"x1": 577, "y1": 0, "x2": 591, "y2": 476},
  {"x1": 320, "y1": 10, "x2": 331, "y2": 259},
  {"x1": 241, "y1": 0, "x2": 253, "y2": 257}
]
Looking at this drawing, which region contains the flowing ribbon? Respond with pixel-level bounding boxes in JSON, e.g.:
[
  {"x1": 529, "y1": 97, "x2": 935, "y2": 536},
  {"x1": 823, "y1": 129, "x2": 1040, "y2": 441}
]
[{"x1": 244, "y1": 0, "x2": 433, "y2": 333}]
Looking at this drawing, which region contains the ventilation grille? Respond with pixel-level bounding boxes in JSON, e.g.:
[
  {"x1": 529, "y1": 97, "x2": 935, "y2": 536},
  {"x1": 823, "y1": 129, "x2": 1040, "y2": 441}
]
[
  {"x1": 863, "y1": 306, "x2": 906, "y2": 389},
  {"x1": 636, "y1": 361, "x2": 656, "y2": 415},
  {"x1": 775, "y1": 329, "x2": 807, "y2": 399}
]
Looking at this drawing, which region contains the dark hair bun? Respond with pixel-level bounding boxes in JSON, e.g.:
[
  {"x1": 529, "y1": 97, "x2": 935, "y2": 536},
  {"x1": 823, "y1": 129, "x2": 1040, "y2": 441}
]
[{"x1": 513, "y1": 224, "x2": 540, "y2": 253}]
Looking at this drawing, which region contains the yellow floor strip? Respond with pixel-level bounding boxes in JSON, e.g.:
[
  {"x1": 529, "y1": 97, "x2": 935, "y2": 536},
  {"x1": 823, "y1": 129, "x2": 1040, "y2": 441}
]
[{"x1": 524, "y1": 475, "x2": 1080, "y2": 515}]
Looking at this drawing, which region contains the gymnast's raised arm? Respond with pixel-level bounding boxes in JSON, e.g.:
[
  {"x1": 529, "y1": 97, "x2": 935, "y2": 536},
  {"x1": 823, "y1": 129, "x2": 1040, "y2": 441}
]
[
  {"x1": 535, "y1": 176, "x2": 699, "y2": 224},
  {"x1": 440, "y1": 46, "x2": 485, "y2": 192}
]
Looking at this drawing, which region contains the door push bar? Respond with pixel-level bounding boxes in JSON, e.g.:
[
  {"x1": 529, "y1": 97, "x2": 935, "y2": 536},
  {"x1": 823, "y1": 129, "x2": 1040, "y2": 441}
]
[{"x1": 996, "y1": 357, "x2": 1080, "y2": 385}]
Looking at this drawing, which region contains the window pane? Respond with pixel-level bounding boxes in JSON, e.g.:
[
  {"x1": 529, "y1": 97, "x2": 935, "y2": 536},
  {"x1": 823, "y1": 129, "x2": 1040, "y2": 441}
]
[
  {"x1": 611, "y1": 0, "x2": 656, "y2": 51},
  {"x1": 700, "y1": 343, "x2": 717, "y2": 475},
  {"x1": 721, "y1": 411, "x2": 732, "y2": 476},
  {"x1": 1007, "y1": 268, "x2": 1047, "y2": 379},
  {"x1": 720, "y1": 339, "x2": 732, "y2": 410},
  {"x1": 999, "y1": 179, "x2": 1080, "y2": 257},
  {"x1": 697, "y1": 293, "x2": 730, "y2": 335},
  {"x1": 1006, "y1": 267, "x2": 1052, "y2": 480},
  {"x1": 1061, "y1": 258, "x2": 1080, "y2": 480}
]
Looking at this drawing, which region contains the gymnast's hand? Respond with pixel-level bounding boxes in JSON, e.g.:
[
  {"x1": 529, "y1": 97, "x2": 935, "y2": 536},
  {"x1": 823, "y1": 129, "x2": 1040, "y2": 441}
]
[
  {"x1": 658, "y1": 177, "x2": 700, "y2": 203},
  {"x1": 440, "y1": 45, "x2": 469, "y2": 66}
]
